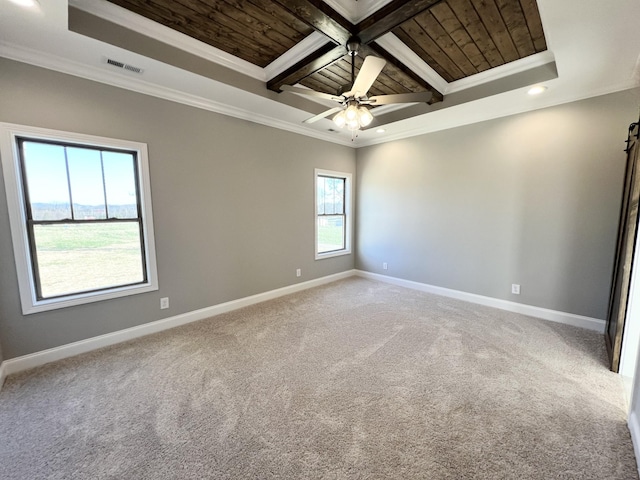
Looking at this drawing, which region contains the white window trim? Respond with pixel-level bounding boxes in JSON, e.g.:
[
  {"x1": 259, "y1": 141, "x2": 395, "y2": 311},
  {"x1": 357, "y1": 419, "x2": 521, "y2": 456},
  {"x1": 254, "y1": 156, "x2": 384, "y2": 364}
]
[
  {"x1": 314, "y1": 168, "x2": 353, "y2": 260},
  {"x1": 0, "y1": 123, "x2": 159, "y2": 314}
]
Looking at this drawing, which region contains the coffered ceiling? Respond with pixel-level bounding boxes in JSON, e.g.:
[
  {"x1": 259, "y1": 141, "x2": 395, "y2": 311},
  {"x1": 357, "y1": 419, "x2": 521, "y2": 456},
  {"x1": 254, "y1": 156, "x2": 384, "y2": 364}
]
[
  {"x1": 99, "y1": 0, "x2": 547, "y2": 102},
  {"x1": 0, "y1": 0, "x2": 639, "y2": 146}
]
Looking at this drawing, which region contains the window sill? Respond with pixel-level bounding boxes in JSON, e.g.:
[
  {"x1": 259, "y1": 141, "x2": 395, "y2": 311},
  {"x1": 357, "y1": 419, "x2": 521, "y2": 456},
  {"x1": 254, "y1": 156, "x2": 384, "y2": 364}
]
[
  {"x1": 22, "y1": 282, "x2": 158, "y2": 315},
  {"x1": 315, "y1": 249, "x2": 351, "y2": 260}
]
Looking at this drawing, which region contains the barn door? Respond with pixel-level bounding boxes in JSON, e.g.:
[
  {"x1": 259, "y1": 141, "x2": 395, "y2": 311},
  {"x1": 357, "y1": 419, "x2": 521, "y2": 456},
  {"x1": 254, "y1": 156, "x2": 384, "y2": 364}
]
[{"x1": 606, "y1": 120, "x2": 640, "y2": 372}]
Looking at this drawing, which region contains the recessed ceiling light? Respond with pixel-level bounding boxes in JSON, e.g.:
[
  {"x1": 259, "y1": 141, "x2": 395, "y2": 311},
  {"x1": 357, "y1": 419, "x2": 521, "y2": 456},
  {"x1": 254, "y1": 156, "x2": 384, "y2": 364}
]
[
  {"x1": 376, "y1": 128, "x2": 386, "y2": 133},
  {"x1": 528, "y1": 85, "x2": 547, "y2": 95},
  {"x1": 8, "y1": 0, "x2": 39, "y2": 7}
]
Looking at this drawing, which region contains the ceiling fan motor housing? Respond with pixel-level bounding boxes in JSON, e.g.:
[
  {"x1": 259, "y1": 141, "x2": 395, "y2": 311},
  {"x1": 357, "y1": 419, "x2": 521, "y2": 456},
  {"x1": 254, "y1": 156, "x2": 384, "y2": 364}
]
[{"x1": 346, "y1": 37, "x2": 361, "y2": 56}]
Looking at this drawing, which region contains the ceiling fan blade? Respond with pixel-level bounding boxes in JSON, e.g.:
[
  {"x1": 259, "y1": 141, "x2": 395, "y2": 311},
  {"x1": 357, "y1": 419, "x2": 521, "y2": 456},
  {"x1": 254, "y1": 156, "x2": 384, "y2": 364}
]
[
  {"x1": 368, "y1": 91, "x2": 433, "y2": 105},
  {"x1": 303, "y1": 106, "x2": 344, "y2": 124},
  {"x1": 281, "y1": 85, "x2": 343, "y2": 102},
  {"x1": 344, "y1": 56, "x2": 386, "y2": 98}
]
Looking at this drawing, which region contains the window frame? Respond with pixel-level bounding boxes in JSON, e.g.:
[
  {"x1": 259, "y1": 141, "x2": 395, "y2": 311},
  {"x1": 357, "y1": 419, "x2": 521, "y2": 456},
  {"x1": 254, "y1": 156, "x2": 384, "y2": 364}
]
[
  {"x1": 314, "y1": 168, "x2": 353, "y2": 260},
  {"x1": 0, "y1": 123, "x2": 159, "y2": 314}
]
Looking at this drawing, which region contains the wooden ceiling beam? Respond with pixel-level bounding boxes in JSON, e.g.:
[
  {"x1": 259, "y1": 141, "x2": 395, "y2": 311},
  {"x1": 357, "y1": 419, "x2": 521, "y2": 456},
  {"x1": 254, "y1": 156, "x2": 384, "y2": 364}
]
[
  {"x1": 357, "y1": 0, "x2": 445, "y2": 44},
  {"x1": 269, "y1": 0, "x2": 352, "y2": 46},
  {"x1": 267, "y1": 43, "x2": 346, "y2": 92},
  {"x1": 268, "y1": 0, "x2": 447, "y2": 98},
  {"x1": 361, "y1": 43, "x2": 443, "y2": 102}
]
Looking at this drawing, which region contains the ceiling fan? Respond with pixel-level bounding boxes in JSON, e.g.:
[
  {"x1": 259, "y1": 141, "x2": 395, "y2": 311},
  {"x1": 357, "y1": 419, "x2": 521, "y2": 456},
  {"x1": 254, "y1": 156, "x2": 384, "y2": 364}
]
[{"x1": 281, "y1": 37, "x2": 433, "y2": 132}]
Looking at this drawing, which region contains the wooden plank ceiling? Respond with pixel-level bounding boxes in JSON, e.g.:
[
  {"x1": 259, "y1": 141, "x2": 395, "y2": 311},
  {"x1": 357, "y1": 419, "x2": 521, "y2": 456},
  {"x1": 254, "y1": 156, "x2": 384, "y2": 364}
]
[
  {"x1": 106, "y1": 0, "x2": 315, "y2": 67},
  {"x1": 392, "y1": 0, "x2": 547, "y2": 82},
  {"x1": 106, "y1": 0, "x2": 546, "y2": 100}
]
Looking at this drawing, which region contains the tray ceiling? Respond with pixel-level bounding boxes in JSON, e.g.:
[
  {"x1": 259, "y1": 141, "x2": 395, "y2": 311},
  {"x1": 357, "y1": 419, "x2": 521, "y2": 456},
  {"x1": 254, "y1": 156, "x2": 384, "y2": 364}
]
[
  {"x1": 104, "y1": 0, "x2": 547, "y2": 99},
  {"x1": 3, "y1": 0, "x2": 637, "y2": 147}
]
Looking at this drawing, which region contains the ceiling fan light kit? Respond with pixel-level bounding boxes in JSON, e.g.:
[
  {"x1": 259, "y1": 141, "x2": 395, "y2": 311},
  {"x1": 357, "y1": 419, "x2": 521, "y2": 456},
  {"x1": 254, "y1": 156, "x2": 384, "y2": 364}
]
[{"x1": 333, "y1": 103, "x2": 373, "y2": 131}]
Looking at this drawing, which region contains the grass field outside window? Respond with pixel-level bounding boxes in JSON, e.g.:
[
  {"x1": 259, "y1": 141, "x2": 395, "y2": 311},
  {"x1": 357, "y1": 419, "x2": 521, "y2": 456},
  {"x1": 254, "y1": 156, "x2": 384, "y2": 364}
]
[{"x1": 33, "y1": 223, "x2": 144, "y2": 298}]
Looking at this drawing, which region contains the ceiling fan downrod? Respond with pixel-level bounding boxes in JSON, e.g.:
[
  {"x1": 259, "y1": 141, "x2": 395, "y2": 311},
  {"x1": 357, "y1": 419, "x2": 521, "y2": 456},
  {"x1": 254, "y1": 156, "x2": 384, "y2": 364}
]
[{"x1": 346, "y1": 36, "x2": 360, "y2": 90}]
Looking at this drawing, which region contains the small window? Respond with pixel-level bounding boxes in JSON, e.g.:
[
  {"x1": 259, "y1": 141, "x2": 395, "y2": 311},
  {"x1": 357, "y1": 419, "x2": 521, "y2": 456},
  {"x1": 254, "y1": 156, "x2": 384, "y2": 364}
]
[
  {"x1": 315, "y1": 169, "x2": 352, "y2": 259},
  {"x1": 0, "y1": 124, "x2": 158, "y2": 314}
]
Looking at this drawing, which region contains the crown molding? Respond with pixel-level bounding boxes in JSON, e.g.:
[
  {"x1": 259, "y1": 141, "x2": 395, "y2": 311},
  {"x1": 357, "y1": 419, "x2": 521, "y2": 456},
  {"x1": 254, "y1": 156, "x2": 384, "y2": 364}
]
[
  {"x1": 357, "y1": 78, "x2": 639, "y2": 147},
  {"x1": 445, "y1": 51, "x2": 556, "y2": 94},
  {"x1": 0, "y1": 41, "x2": 354, "y2": 147},
  {"x1": 4, "y1": 40, "x2": 631, "y2": 150},
  {"x1": 69, "y1": 0, "x2": 265, "y2": 81}
]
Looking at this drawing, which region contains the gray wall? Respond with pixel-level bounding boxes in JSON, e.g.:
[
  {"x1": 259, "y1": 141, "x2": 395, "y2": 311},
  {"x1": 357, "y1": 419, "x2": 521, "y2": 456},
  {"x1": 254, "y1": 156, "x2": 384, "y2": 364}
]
[
  {"x1": 356, "y1": 91, "x2": 637, "y2": 319},
  {"x1": 0, "y1": 58, "x2": 355, "y2": 359},
  {"x1": 0, "y1": 54, "x2": 636, "y2": 361}
]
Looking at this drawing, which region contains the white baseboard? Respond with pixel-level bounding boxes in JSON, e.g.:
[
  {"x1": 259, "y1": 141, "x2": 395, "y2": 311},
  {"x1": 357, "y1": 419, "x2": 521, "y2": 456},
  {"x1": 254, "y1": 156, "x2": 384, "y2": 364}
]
[
  {"x1": 0, "y1": 361, "x2": 6, "y2": 392},
  {"x1": 1, "y1": 268, "x2": 606, "y2": 379},
  {"x1": 2, "y1": 270, "x2": 356, "y2": 377},
  {"x1": 629, "y1": 410, "x2": 640, "y2": 478},
  {"x1": 355, "y1": 270, "x2": 606, "y2": 333}
]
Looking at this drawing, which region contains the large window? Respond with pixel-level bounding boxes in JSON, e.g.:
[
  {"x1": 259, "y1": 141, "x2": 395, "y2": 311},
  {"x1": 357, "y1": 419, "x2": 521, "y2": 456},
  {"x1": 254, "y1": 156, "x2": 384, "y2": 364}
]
[
  {"x1": 0, "y1": 124, "x2": 158, "y2": 314},
  {"x1": 315, "y1": 169, "x2": 352, "y2": 259}
]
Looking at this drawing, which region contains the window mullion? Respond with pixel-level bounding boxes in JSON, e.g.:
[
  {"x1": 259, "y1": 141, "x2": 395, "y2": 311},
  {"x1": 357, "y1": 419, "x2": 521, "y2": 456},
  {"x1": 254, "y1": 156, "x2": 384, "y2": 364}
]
[
  {"x1": 132, "y1": 153, "x2": 144, "y2": 222},
  {"x1": 321, "y1": 176, "x2": 326, "y2": 215},
  {"x1": 31, "y1": 218, "x2": 140, "y2": 226},
  {"x1": 16, "y1": 140, "x2": 44, "y2": 299},
  {"x1": 333, "y1": 179, "x2": 337, "y2": 215},
  {"x1": 24, "y1": 218, "x2": 45, "y2": 300},
  {"x1": 17, "y1": 139, "x2": 35, "y2": 222},
  {"x1": 100, "y1": 150, "x2": 110, "y2": 219},
  {"x1": 63, "y1": 146, "x2": 75, "y2": 221}
]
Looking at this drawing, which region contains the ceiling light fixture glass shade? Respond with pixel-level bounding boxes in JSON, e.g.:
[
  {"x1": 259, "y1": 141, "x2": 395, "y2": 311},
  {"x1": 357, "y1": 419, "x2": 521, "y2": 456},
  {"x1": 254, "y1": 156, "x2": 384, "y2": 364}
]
[
  {"x1": 333, "y1": 110, "x2": 346, "y2": 128},
  {"x1": 358, "y1": 107, "x2": 373, "y2": 127},
  {"x1": 345, "y1": 104, "x2": 358, "y2": 121},
  {"x1": 333, "y1": 103, "x2": 373, "y2": 131}
]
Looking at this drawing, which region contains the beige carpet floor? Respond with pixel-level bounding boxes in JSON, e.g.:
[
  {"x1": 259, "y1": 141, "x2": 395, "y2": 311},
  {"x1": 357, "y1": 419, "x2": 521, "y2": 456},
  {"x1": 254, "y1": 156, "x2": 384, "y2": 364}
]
[{"x1": 0, "y1": 277, "x2": 637, "y2": 479}]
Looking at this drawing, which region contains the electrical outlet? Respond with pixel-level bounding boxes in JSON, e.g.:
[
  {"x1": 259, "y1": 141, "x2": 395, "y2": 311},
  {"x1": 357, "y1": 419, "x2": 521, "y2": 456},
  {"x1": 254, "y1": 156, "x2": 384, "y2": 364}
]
[
  {"x1": 383, "y1": 262, "x2": 388, "y2": 270},
  {"x1": 511, "y1": 284, "x2": 520, "y2": 295},
  {"x1": 296, "y1": 268, "x2": 301, "y2": 277},
  {"x1": 160, "y1": 297, "x2": 169, "y2": 309}
]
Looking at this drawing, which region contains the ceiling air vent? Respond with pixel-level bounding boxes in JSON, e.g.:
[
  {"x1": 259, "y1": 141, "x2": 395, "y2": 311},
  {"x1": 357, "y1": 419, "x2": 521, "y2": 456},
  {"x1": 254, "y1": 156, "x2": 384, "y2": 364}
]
[{"x1": 104, "y1": 57, "x2": 144, "y2": 74}]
